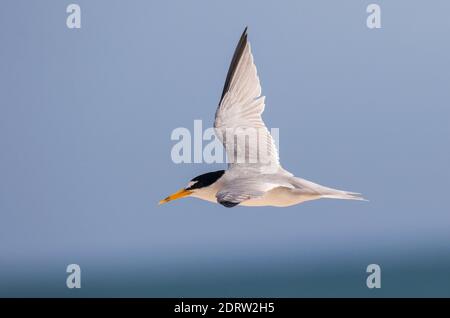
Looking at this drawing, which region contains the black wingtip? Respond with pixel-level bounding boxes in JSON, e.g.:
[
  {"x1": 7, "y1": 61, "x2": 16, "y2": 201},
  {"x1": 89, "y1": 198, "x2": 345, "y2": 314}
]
[
  {"x1": 219, "y1": 27, "x2": 250, "y2": 103},
  {"x1": 241, "y1": 26, "x2": 248, "y2": 41}
]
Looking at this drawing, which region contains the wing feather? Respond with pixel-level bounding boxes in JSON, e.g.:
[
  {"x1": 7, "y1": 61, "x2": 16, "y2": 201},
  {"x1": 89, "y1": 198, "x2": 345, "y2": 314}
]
[{"x1": 214, "y1": 28, "x2": 280, "y2": 171}]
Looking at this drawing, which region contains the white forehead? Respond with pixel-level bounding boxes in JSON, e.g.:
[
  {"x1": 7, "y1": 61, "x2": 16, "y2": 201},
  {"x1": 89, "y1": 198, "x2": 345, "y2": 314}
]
[{"x1": 186, "y1": 180, "x2": 198, "y2": 188}]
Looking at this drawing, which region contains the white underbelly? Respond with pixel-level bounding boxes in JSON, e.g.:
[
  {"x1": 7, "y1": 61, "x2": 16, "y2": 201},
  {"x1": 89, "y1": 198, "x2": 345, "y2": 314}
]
[
  {"x1": 192, "y1": 186, "x2": 322, "y2": 207},
  {"x1": 240, "y1": 187, "x2": 321, "y2": 207}
]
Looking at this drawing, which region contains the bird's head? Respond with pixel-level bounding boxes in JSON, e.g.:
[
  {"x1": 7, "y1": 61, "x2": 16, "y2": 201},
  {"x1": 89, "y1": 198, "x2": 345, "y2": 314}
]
[{"x1": 158, "y1": 170, "x2": 225, "y2": 205}]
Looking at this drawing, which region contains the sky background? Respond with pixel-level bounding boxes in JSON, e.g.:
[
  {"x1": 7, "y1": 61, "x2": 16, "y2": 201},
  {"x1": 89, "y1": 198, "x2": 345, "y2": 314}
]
[{"x1": 0, "y1": 0, "x2": 449, "y2": 297}]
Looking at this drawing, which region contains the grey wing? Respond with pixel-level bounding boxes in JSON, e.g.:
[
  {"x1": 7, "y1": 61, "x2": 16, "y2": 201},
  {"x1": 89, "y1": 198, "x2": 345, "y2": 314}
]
[
  {"x1": 214, "y1": 27, "x2": 280, "y2": 172},
  {"x1": 215, "y1": 176, "x2": 279, "y2": 207}
]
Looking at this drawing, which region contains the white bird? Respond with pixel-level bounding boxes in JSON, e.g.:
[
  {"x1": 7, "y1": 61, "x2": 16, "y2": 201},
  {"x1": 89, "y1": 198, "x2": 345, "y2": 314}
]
[{"x1": 159, "y1": 27, "x2": 366, "y2": 207}]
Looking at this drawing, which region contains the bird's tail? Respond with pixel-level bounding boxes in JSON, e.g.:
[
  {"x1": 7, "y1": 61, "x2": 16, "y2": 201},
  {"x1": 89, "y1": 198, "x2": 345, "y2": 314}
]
[
  {"x1": 290, "y1": 177, "x2": 368, "y2": 201},
  {"x1": 321, "y1": 191, "x2": 368, "y2": 201}
]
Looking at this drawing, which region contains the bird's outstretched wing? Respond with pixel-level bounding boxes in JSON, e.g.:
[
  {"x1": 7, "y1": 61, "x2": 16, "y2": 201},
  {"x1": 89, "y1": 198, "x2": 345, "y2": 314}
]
[{"x1": 214, "y1": 27, "x2": 280, "y2": 172}]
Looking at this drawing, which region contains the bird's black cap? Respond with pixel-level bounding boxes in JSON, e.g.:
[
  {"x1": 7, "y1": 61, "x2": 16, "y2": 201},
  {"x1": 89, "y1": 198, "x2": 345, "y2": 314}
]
[{"x1": 186, "y1": 170, "x2": 225, "y2": 190}]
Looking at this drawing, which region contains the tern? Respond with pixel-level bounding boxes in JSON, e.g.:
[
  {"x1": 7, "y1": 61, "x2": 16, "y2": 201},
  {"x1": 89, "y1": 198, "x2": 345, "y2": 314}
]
[{"x1": 159, "y1": 27, "x2": 365, "y2": 208}]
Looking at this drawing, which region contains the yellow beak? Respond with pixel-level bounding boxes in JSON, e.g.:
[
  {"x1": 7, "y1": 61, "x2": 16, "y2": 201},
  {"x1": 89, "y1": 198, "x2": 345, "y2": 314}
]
[{"x1": 158, "y1": 189, "x2": 193, "y2": 205}]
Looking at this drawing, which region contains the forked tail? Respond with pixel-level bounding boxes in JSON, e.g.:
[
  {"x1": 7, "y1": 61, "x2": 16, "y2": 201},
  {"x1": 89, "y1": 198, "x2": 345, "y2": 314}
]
[
  {"x1": 290, "y1": 176, "x2": 368, "y2": 201},
  {"x1": 321, "y1": 191, "x2": 367, "y2": 201}
]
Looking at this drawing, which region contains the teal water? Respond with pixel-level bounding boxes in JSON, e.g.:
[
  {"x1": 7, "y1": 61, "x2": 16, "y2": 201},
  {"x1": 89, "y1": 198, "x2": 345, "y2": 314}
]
[{"x1": 2, "y1": 243, "x2": 449, "y2": 297}]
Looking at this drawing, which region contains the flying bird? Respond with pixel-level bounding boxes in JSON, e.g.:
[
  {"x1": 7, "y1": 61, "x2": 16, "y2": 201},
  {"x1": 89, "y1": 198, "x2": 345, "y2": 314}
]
[{"x1": 159, "y1": 27, "x2": 365, "y2": 207}]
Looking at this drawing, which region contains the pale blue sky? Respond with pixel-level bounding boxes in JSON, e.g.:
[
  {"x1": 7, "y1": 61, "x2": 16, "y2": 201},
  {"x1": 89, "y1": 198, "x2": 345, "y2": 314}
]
[{"x1": 0, "y1": 0, "x2": 449, "y2": 296}]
